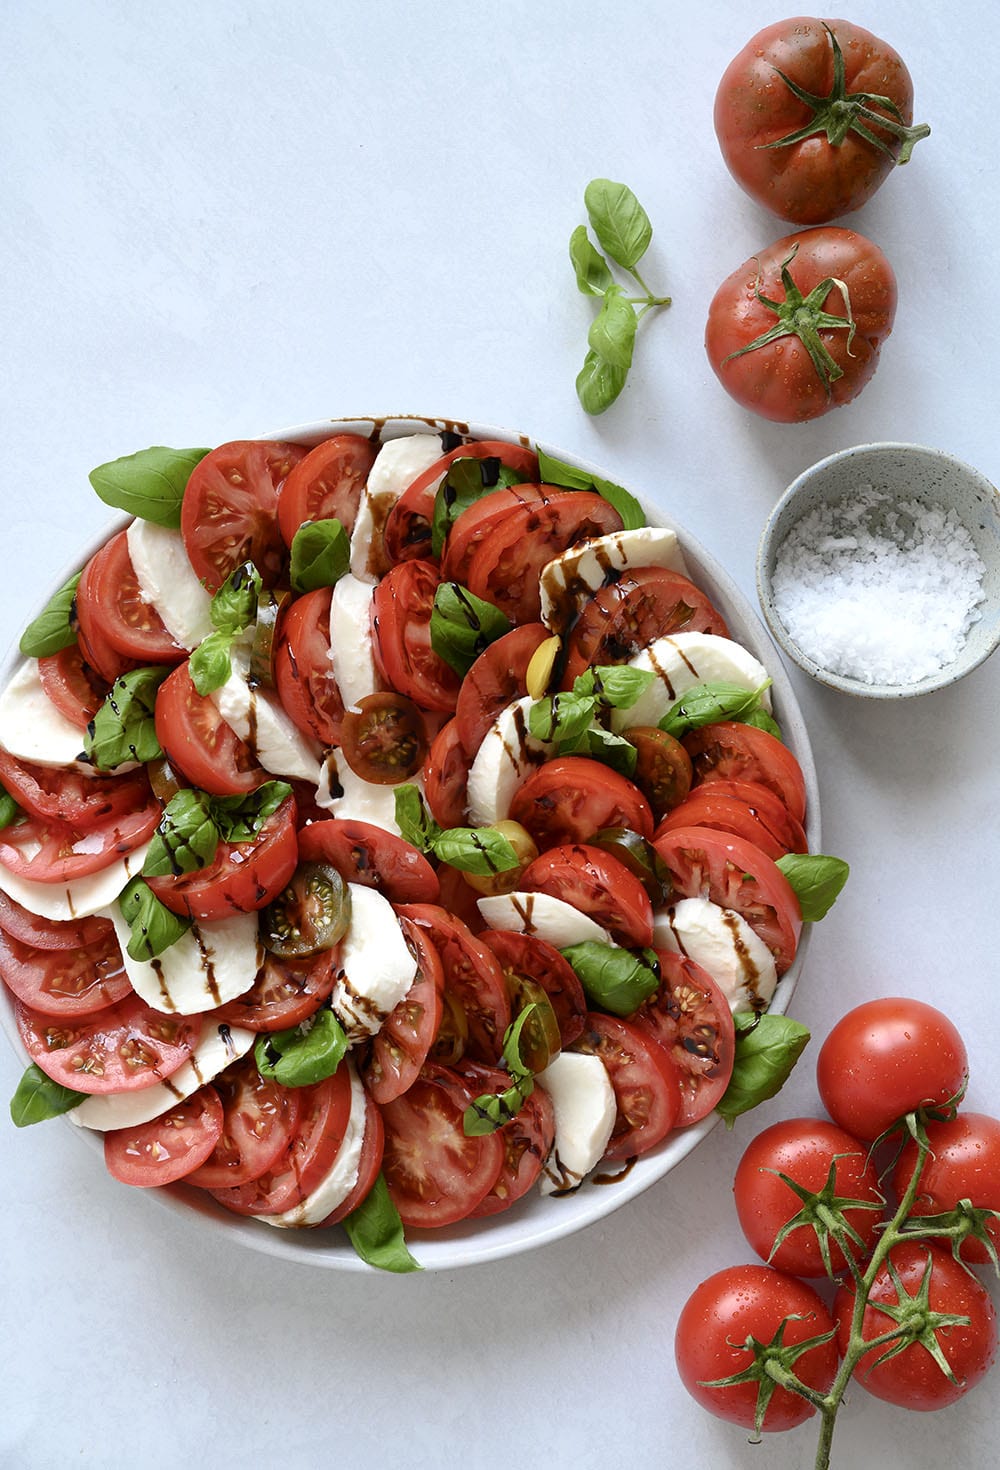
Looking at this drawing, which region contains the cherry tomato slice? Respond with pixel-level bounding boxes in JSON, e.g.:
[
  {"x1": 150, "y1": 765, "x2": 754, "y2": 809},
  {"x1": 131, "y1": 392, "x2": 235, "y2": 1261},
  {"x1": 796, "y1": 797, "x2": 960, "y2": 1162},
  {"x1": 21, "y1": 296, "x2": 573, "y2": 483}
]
[
  {"x1": 155, "y1": 663, "x2": 264, "y2": 797},
  {"x1": 37, "y1": 644, "x2": 109, "y2": 728},
  {"x1": 459, "y1": 1059, "x2": 557, "y2": 1218},
  {"x1": 371, "y1": 559, "x2": 462, "y2": 713},
  {"x1": 509, "y1": 755, "x2": 654, "y2": 850},
  {"x1": 147, "y1": 796, "x2": 298, "y2": 922},
  {"x1": 361, "y1": 917, "x2": 445, "y2": 1105},
  {"x1": 684, "y1": 722, "x2": 807, "y2": 824},
  {"x1": 571, "y1": 1013, "x2": 681, "y2": 1161},
  {"x1": 75, "y1": 530, "x2": 184, "y2": 666},
  {"x1": 260, "y1": 861, "x2": 350, "y2": 957},
  {"x1": 184, "y1": 1058, "x2": 303, "y2": 1189},
  {"x1": 215, "y1": 949, "x2": 338, "y2": 1032},
  {"x1": 340, "y1": 691, "x2": 428, "y2": 784},
  {"x1": 454, "y1": 622, "x2": 552, "y2": 757},
  {"x1": 298, "y1": 818, "x2": 440, "y2": 905},
  {"x1": 423, "y1": 717, "x2": 470, "y2": 828},
  {"x1": 625, "y1": 726, "x2": 693, "y2": 821},
  {"x1": 396, "y1": 903, "x2": 511, "y2": 1064},
  {"x1": 181, "y1": 440, "x2": 308, "y2": 592},
  {"x1": 0, "y1": 927, "x2": 132, "y2": 1018},
  {"x1": 632, "y1": 951, "x2": 736, "y2": 1125},
  {"x1": 383, "y1": 440, "x2": 540, "y2": 566},
  {"x1": 276, "y1": 433, "x2": 378, "y2": 548},
  {"x1": 479, "y1": 929, "x2": 586, "y2": 1047},
  {"x1": 273, "y1": 586, "x2": 346, "y2": 746},
  {"x1": 104, "y1": 1085, "x2": 224, "y2": 1187},
  {"x1": 521, "y1": 843, "x2": 654, "y2": 948},
  {"x1": 16, "y1": 993, "x2": 203, "y2": 1094}
]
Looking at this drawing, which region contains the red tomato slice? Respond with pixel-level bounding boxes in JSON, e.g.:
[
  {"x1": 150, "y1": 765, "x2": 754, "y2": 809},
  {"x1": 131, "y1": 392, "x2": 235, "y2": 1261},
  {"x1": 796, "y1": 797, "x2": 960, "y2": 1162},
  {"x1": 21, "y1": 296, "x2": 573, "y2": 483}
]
[
  {"x1": 298, "y1": 818, "x2": 440, "y2": 904},
  {"x1": 464, "y1": 491, "x2": 624, "y2": 624},
  {"x1": 155, "y1": 662, "x2": 264, "y2": 796},
  {"x1": 521, "y1": 843, "x2": 654, "y2": 948},
  {"x1": 181, "y1": 440, "x2": 308, "y2": 592},
  {"x1": 684, "y1": 722, "x2": 807, "y2": 824},
  {"x1": 454, "y1": 622, "x2": 551, "y2": 757},
  {"x1": 632, "y1": 951, "x2": 736, "y2": 1125},
  {"x1": 509, "y1": 756, "x2": 654, "y2": 850},
  {"x1": 274, "y1": 587, "x2": 346, "y2": 746},
  {"x1": 147, "y1": 796, "x2": 298, "y2": 921},
  {"x1": 423, "y1": 717, "x2": 470, "y2": 828},
  {"x1": 396, "y1": 903, "x2": 511, "y2": 1064},
  {"x1": 0, "y1": 801, "x2": 161, "y2": 885},
  {"x1": 479, "y1": 929, "x2": 586, "y2": 1047},
  {"x1": 104, "y1": 1085, "x2": 224, "y2": 1187},
  {"x1": 16, "y1": 993, "x2": 204, "y2": 1094},
  {"x1": 0, "y1": 927, "x2": 132, "y2": 1018},
  {"x1": 383, "y1": 440, "x2": 540, "y2": 566},
  {"x1": 371, "y1": 559, "x2": 462, "y2": 712},
  {"x1": 653, "y1": 825, "x2": 802, "y2": 973},
  {"x1": 318, "y1": 1091, "x2": 385, "y2": 1226},
  {"x1": 439, "y1": 483, "x2": 549, "y2": 587},
  {"x1": 361, "y1": 917, "x2": 445, "y2": 1105},
  {"x1": 215, "y1": 949, "x2": 338, "y2": 1032},
  {"x1": 276, "y1": 433, "x2": 378, "y2": 548},
  {"x1": 37, "y1": 645, "x2": 109, "y2": 728},
  {"x1": 184, "y1": 1057, "x2": 303, "y2": 1189},
  {"x1": 0, "y1": 750, "x2": 155, "y2": 830},
  {"x1": 340, "y1": 692, "x2": 427, "y2": 783},
  {"x1": 380, "y1": 1063, "x2": 505, "y2": 1227},
  {"x1": 75, "y1": 530, "x2": 184, "y2": 666},
  {"x1": 434, "y1": 863, "x2": 487, "y2": 934},
  {"x1": 459, "y1": 1059, "x2": 557, "y2": 1218},
  {"x1": 655, "y1": 779, "x2": 808, "y2": 860},
  {"x1": 561, "y1": 567, "x2": 730, "y2": 687},
  {"x1": 0, "y1": 890, "x2": 113, "y2": 952},
  {"x1": 571, "y1": 1013, "x2": 681, "y2": 1161}
]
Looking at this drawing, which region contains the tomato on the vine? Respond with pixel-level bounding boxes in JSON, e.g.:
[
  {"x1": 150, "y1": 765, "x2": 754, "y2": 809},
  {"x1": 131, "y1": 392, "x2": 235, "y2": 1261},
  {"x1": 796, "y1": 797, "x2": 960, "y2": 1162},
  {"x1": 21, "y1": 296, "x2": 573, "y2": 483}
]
[{"x1": 893, "y1": 1113, "x2": 1000, "y2": 1265}]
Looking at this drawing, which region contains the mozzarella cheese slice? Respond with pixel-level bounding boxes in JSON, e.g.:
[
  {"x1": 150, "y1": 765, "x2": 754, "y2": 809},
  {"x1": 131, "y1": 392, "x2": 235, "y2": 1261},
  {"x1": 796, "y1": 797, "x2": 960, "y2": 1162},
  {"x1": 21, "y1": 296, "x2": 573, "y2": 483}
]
[
  {"x1": 210, "y1": 643, "x2": 322, "y2": 784},
  {"x1": 609, "y1": 633, "x2": 772, "y2": 733},
  {"x1": 537, "y1": 1051, "x2": 616, "y2": 1195},
  {"x1": 0, "y1": 841, "x2": 152, "y2": 922},
  {"x1": 539, "y1": 526, "x2": 690, "y2": 634},
  {"x1": 126, "y1": 519, "x2": 215, "y2": 650},
  {"x1": 315, "y1": 756, "x2": 421, "y2": 836},
  {"x1": 107, "y1": 906, "x2": 262, "y2": 1015},
  {"x1": 331, "y1": 884, "x2": 417, "y2": 1041},
  {"x1": 264, "y1": 1062, "x2": 368, "y2": 1228},
  {"x1": 476, "y1": 891, "x2": 614, "y2": 949},
  {"x1": 329, "y1": 573, "x2": 379, "y2": 713},
  {"x1": 0, "y1": 659, "x2": 91, "y2": 768},
  {"x1": 466, "y1": 695, "x2": 550, "y2": 826},
  {"x1": 68, "y1": 1021, "x2": 255, "y2": 1132},
  {"x1": 653, "y1": 897, "x2": 777, "y2": 1013},
  {"x1": 350, "y1": 433, "x2": 444, "y2": 582}
]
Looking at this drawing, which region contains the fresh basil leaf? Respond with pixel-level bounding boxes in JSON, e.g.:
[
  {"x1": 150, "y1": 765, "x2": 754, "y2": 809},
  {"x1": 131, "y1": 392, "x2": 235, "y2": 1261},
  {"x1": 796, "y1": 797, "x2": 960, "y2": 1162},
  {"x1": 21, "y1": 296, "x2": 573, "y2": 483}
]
[
  {"x1": 430, "y1": 582, "x2": 512, "y2": 677},
  {"x1": 430, "y1": 457, "x2": 526, "y2": 558},
  {"x1": 119, "y1": 876, "x2": 193, "y2": 962},
  {"x1": 776, "y1": 853, "x2": 850, "y2": 922},
  {"x1": 464, "y1": 1077, "x2": 533, "y2": 1136},
  {"x1": 254, "y1": 1008, "x2": 349, "y2": 1088},
  {"x1": 502, "y1": 1003, "x2": 542, "y2": 1082},
  {"x1": 0, "y1": 782, "x2": 20, "y2": 831},
  {"x1": 211, "y1": 781, "x2": 293, "y2": 842},
  {"x1": 560, "y1": 941, "x2": 659, "y2": 1017},
  {"x1": 535, "y1": 448, "x2": 645, "y2": 531},
  {"x1": 19, "y1": 572, "x2": 81, "y2": 657},
  {"x1": 89, "y1": 446, "x2": 209, "y2": 528},
  {"x1": 290, "y1": 518, "x2": 351, "y2": 594},
  {"x1": 573, "y1": 664, "x2": 655, "y2": 710},
  {"x1": 528, "y1": 691, "x2": 595, "y2": 744},
  {"x1": 658, "y1": 680, "x2": 773, "y2": 739},
  {"x1": 188, "y1": 628, "x2": 236, "y2": 695},
  {"x1": 716, "y1": 1012, "x2": 811, "y2": 1126},
  {"x1": 578, "y1": 726, "x2": 638, "y2": 778},
  {"x1": 587, "y1": 285, "x2": 637, "y2": 372},
  {"x1": 576, "y1": 349, "x2": 629, "y2": 416},
  {"x1": 10, "y1": 1064, "x2": 86, "y2": 1126},
  {"x1": 432, "y1": 826, "x2": 520, "y2": 877},
  {"x1": 393, "y1": 784, "x2": 441, "y2": 853},
  {"x1": 83, "y1": 666, "x2": 169, "y2": 771},
  {"x1": 142, "y1": 789, "x2": 219, "y2": 879},
  {"x1": 584, "y1": 178, "x2": 653, "y2": 270},
  {"x1": 211, "y1": 561, "x2": 262, "y2": 634},
  {"x1": 342, "y1": 1172, "x2": 421, "y2": 1273},
  {"x1": 569, "y1": 225, "x2": 615, "y2": 296},
  {"x1": 742, "y1": 707, "x2": 784, "y2": 740}
]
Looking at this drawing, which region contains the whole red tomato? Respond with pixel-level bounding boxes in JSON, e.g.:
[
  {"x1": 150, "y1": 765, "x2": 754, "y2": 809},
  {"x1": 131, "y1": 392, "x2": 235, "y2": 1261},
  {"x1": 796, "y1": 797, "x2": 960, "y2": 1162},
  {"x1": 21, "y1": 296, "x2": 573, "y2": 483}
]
[
  {"x1": 714, "y1": 18, "x2": 930, "y2": 224},
  {"x1": 893, "y1": 1113, "x2": 1000, "y2": 1264},
  {"x1": 705, "y1": 227, "x2": 896, "y2": 422}
]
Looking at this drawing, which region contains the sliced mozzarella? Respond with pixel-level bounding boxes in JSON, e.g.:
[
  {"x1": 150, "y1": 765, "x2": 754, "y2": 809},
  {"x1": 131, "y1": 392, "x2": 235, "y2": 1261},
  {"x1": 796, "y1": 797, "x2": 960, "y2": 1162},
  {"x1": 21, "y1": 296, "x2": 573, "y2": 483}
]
[
  {"x1": 331, "y1": 884, "x2": 417, "y2": 1042},
  {"x1": 315, "y1": 756, "x2": 420, "y2": 836},
  {"x1": 107, "y1": 906, "x2": 262, "y2": 1015},
  {"x1": 126, "y1": 519, "x2": 214, "y2": 650},
  {"x1": 0, "y1": 659, "x2": 90, "y2": 768},
  {"x1": 609, "y1": 633, "x2": 772, "y2": 733},
  {"x1": 329, "y1": 573, "x2": 379, "y2": 712},
  {"x1": 537, "y1": 1051, "x2": 616, "y2": 1195},
  {"x1": 466, "y1": 695, "x2": 550, "y2": 826},
  {"x1": 210, "y1": 643, "x2": 322, "y2": 784},
  {"x1": 653, "y1": 897, "x2": 777, "y2": 1013},
  {"x1": 0, "y1": 841, "x2": 151, "y2": 922},
  {"x1": 477, "y1": 891, "x2": 614, "y2": 949},
  {"x1": 68, "y1": 1021, "x2": 255, "y2": 1132},
  {"x1": 264, "y1": 1062, "x2": 368, "y2": 1228},
  {"x1": 539, "y1": 526, "x2": 689, "y2": 634},
  {"x1": 350, "y1": 432, "x2": 444, "y2": 582}
]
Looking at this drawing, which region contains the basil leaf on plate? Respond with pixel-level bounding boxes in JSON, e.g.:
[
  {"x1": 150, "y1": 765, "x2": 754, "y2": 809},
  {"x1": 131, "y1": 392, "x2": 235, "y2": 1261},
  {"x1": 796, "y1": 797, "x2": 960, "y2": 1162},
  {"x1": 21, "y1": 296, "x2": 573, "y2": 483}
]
[
  {"x1": 584, "y1": 178, "x2": 653, "y2": 270},
  {"x1": 658, "y1": 680, "x2": 773, "y2": 739},
  {"x1": 536, "y1": 447, "x2": 645, "y2": 531},
  {"x1": 430, "y1": 582, "x2": 512, "y2": 677},
  {"x1": 569, "y1": 225, "x2": 615, "y2": 296},
  {"x1": 142, "y1": 789, "x2": 219, "y2": 879},
  {"x1": 574, "y1": 664, "x2": 655, "y2": 710},
  {"x1": 576, "y1": 726, "x2": 638, "y2": 778},
  {"x1": 393, "y1": 784, "x2": 441, "y2": 853},
  {"x1": 560, "y1": 941, "x2": 659, "y2": 1017},
  {"x1": 742, "y1": 707, "x2": 784, "y2": 740},
  {"x1": 715, "y1": 1012, "x2": 811, "y2": 1126},
  {"x1": 118, "y1": 876, "x2": 193, "y2": 962},
  {"x1": 84, "y1": 666, "x2": 170, "y2": 771},
  {"x1": 210, "y1": 560, "x2": 262, "y2": 634},
  {"x1": 254, "y1": 1008, "x2": 349, "y2": 1088},
  {"x1": 775, "y1": 853, "x2": 850, "y2": 922},
  {"x1": 528, "y1": 691, "x2": 594, "y2": 744},
  {"x1": 290, "y1": 518, "x2": 351, "y2": 595},
  {"x1": 464, "y1": 1007, "x2": 539, "y2": 1137},
  {"x1": 10, "y1": 1064, "x2": 86, "y2": 1127},
  {"x1": 89, "y1": 446, "x2": 209, "y2": 528},
  {"x1": 342, "y1": 1172, "x2": 421, "y2": 1273},
  {"x1": 211, "y1": 781, "x2": 292, "y2": 843},
  {"x1": 19, "y1": 572, "x2": 81, "y2": 658},
  {"x1": 0, "y1": 781, "x2": 20, "y2": 831},
  {"x1": 188, "y1": 628, "x2": 237, "y2": 695},
  {"x1": 430, "y1": 457, "x2": 527, "y2": 558},
  {"x1": 431, "y1": 826, "x2": 520, "y2": 877}
]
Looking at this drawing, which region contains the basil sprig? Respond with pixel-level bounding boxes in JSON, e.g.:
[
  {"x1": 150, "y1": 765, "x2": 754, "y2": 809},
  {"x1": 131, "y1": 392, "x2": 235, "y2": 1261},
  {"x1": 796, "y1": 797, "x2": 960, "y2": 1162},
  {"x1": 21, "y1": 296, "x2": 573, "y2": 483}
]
[
  {"x1": 528, "y1": 664, "x2": 655, "y2": 745},
  {"x1": 430, "y1": 457, "x2": 527, "y2": 557},
  {"x1": 19, "y1": 572, "x2": 81, "y2": 658},
  {"x1": 393, "y1": 785, "x2": 520, "y2": 877},
  {"x1": 658, "y1": 680, "x2": 774, "y2": 740},
  {"x1": 189, "y1": 560, "x2": 264, "y2": 696},
  {"x1": 464, "y1": 1005, "x2": 539, "y2": 1137},
  {"x1": 89, "y1": 446, "x2": 209, "y2": 528},
  {"x1": 716, "y1": 1012, "x2": 811, "y2": 1126},
  {"x1": 560, "y1": 941, "x2": 660, "y2": 1017},
  {"x1": 536, "y1": 447, "x2": 645, "y2": 531},
  {"x1": 10, "y1": 1064, "x2": 86, "y2": 1127},
  {"x1": 430, "y1": 582, "x2": 512, "y2": 677},
  {"x1": 118, "y1": 877, "x2": 193, "y2": 962},
  {"x1": 83, "y1": 666, "x2": 170, "y2": 770},
  {"x1": 254, "y1": 1008, "x2": 349, "y2": 1088},
  {"x1": 571, "y1": 179, "x2": 671, "y2": 415},
  {"x1": 342, "y1": 1172, "x2": 421, "y2": 1273},
  {"x1": 776, "y1": 853, "x2": 850, "y2": 922},
  {"x1": 142, "y1": 781, "x2": 292, "y2": 880},
  {"x1": 290, "y1": 518, "x2": 351, "y2": 594}
]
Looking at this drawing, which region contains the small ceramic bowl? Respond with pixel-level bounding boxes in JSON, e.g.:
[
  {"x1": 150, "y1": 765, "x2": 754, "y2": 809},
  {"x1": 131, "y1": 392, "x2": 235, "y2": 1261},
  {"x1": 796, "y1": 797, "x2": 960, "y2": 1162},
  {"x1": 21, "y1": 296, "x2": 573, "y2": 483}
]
[{"x1": 757, "y1": 443, "x2": 1000, "y2": 698}]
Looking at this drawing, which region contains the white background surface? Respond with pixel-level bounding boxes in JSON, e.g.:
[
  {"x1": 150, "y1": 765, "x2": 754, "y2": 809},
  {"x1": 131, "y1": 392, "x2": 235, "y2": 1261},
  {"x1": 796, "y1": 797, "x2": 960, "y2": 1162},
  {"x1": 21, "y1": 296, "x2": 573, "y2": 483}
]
[{"x1": 1, "y1": 2, "x2": 998, "y2": 1467}]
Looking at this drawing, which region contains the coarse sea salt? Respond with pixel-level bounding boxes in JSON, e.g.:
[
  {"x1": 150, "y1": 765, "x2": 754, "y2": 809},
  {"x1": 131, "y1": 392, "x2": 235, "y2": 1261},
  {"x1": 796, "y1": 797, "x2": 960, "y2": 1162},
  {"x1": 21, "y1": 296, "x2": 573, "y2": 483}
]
[{"x1": 772, "y1": 487, "x2": 986, "y2": 686}]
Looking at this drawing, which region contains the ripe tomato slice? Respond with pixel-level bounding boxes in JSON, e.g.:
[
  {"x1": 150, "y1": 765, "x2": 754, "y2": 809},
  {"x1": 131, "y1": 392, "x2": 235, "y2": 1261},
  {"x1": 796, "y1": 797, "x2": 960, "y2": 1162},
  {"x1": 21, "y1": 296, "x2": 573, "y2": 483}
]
[
  {"x1": 215, "y1": 949, "x2": 338, "y2": 1032},
  {"x1": 459, "y1": 1059, "x2": 557, "y2": 1218},
  {"x1": 632, "y1": 951, "x2": 735, "y2": 1125},
  {"x1": 440, "y1": 483, "x2": 550, "y2": 586},
  {"x1": 340, "y1": 692, "x2": 428, "y2": 783},
  {"x1": 155, "y1": 662, "x2": 264, "y2": 796},
  {"x1": 454, "y1": 622, "x2": 551, "y2": 757},
  {"x1": 147, "y1": 795, "x2": 298, "y2": 921},
  {"x1": 37, "y1": 644, "x2": 109, "y2": 728},
  {"x1": 434, "y1": 863, "x2": 487, "y2": 934},
  {"x1": 318, "y1": 1091, "x2": 385, "y2": 1226},
  {"x1": 0, "y1": 891, "x2": 113, "y2": 952},
  {"x1": 423, "y1": 717, "x2": 470, "y2": 828},
  {"x1": 0, "y1": 800, "x2": 161, "y2": 884},
  {"x1": 361, "y1": 917, "x2": 445, "y2": 1104},
  {"x1": 479, "y1": 929, "x2": 586, "y2": 1047},
  {"x1": 656, "y1": 779, "x2": 808, "y2": 860},
  {"x1": 571, "y1": 1014, "x2": 681, "y2": 1161},
  {"x1": 16, "y1": 993, "x2": 203, "y2": 1093},
  {"x1": 0, "y1": 750, "x2": 155, "y2": 830},
  {"x1": 626, "y1": 726, "x2": 693, "y2": 821},
  {"x1": 276, "y1": 433, "x2": 378, "y2": 548},
  {"x1": 298, "y1": 818, "x2": 440, "y2": 904},
  {"x1": 184, "y1": 1058, "x2": 303, "y2": 1189},
  {"x1": 465, "y1": 491, "x2": 624, "y2": 624},
  {"x1": 509, "y1": 756, "x2": 654, "y2": 850},
  {"x1": 383, "y1": 440, "x2": 540, "y2": 565},
  {"x1": 0, "y1": 927, "x2": 132, "y2": 1018},
  {"x1": 75, "y1": 530, "x2": 184, "y2": 666},
  {"x1": 684, "y1": 722, "x2": 807, "y2": 824},
  {"x1": 521, "y1": 843, "x2": 654, "y2": 948},
  {"x1": 653, "y1": 825, "x2": 802, "y2": 973},
  {"x1": 396, "y1": 903, "x2": 511, "y2": 1064},
  {"x1": 371, "y1": 559, "x2": 462, "y2": 712},
  {"x1": 181, "y1": 439, "x2": 308, "y2": 592},
  {"x1": 380, "y1": 1063, "x2": 505, "y2": 1227},
  {"x1": 561, "y1": 567, "x2": 730, "y2": 687},
  {"x1": 274, "y1": 587, "x2": 345, "y2": 746},
  {"x1": 104, "y1": 1085, "x2": 224, "y2": 1187}
]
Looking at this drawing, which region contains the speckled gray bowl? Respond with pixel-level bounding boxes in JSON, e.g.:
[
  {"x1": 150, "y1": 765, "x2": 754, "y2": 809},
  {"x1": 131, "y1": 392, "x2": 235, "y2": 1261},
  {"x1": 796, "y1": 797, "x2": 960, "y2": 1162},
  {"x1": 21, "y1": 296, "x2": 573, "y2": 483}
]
[{"x1": 757, "y1": 443, "x2": 1000, "y2": 698}]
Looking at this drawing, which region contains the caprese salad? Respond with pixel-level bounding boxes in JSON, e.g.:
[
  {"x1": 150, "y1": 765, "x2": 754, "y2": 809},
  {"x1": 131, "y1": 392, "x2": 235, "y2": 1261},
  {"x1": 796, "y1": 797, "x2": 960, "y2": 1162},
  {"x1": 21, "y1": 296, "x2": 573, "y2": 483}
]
[{"x1": 0, "y1": 424, "x2": 844, "y2": 1270}]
